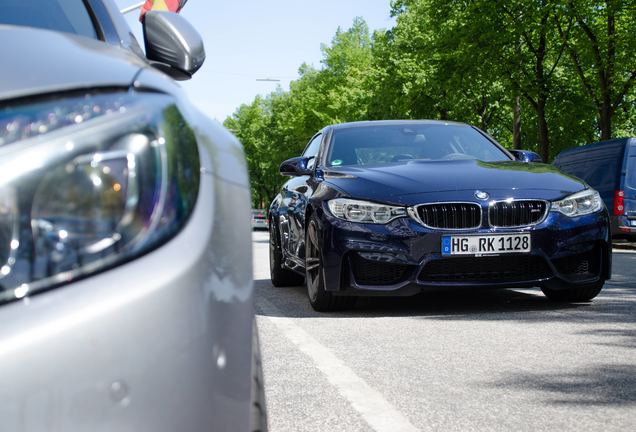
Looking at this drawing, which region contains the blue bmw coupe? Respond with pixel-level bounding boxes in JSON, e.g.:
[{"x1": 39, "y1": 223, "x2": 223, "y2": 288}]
[{"x1": 269, "y1": 121, "x2": 611, "y2": 311}]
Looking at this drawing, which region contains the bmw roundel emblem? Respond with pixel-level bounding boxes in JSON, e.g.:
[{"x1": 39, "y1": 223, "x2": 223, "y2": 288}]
[{"x1": 475, "y1": 190, "x2": 490, "y2": 201}]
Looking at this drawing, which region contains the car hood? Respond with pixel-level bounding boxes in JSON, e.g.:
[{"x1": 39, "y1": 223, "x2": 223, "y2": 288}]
[
  {"x1": 0, "y1": 25, "x2": 147, "y2": 101},
  {"x1": 323, "y1": 159, "x2": 588, "y2": 205}
]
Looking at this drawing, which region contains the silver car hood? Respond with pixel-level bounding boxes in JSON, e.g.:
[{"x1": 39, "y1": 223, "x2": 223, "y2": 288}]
[{"x1": 0, "y1": 25, "x2": 147, "y2": 101}]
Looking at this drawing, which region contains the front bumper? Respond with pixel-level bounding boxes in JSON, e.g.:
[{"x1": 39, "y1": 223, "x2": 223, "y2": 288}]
[{"x1": 317, "y1": 207, "x2": 611, "y2": 295}]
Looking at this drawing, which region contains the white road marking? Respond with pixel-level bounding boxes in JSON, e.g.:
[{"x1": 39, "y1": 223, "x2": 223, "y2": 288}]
[
  {"x1": 613, "y1": 248, "x2": 636, "y2": 254},
  {"x1": 257, "y1": 297, "x2": 421, "y2": 432}
]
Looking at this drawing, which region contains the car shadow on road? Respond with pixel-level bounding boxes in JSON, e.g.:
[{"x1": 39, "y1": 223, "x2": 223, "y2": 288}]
[
  {"x1": 255, "y1": 277, "x2": 636, "y2": 326},
  {"x1": 256, "y1": 278, "x2": 597, "y2": 316}
]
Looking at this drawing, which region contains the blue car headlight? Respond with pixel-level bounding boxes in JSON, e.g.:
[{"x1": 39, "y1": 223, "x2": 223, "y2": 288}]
[
  {"x1": 551, "y1": 189, "x2": 603, "y2": 217},
  {"x1": 328, "y1": 198, "x2": 407, "y2": 223},
  {"x1": 0, "y1": 92, "x2": 199, "y2": 303}
]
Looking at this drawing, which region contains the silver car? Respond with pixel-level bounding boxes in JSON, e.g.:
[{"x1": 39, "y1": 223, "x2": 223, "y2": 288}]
[
  {"x1": 251, "y1": 209, "x2": 268, "y2": 230},
  {"x1": 0, "y1": 1, "x2": 265, "y2": 431}
]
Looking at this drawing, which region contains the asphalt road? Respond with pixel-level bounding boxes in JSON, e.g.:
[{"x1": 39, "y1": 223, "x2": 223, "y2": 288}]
[{"x1": 253, "y1": 230, "x2": 636, "y2": 432}]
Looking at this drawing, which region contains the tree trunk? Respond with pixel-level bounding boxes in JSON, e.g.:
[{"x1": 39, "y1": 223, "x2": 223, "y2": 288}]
[
  {"x1": 597, "y1": 62, "x2": 612, "y2": 139},
  {"x1": 565, "y1": 0, "x2": 617, "y2": 140},
  {"x1": 600, "y1": 1, "x2": 614, "y2": 140},
  {"x1": 537, "y1": 99, "x2": 550, "y2": 162},
  {"x1": 534, "y1": 7, "x2": 550, "y2": 161},
  {"x1": 513, "y1": 95, "x2": 522, "y2": 149},
  {"x1": 599, "y1": 92, "x2": 612, "y2": 140}
]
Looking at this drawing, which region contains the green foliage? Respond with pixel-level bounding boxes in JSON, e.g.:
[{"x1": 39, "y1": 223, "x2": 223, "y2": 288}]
[{"x1": 225, "y1": 2, "x2": 636, "y2": 207}]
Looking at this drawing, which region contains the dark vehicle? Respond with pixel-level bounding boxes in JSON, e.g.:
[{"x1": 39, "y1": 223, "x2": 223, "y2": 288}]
[
  {"x1": 0, "y1": 1, "x2": 265, "y2": 431},
  {"x1": 553, "y1": 138, "x2": 636, "y2": 240},
  {"x1": 269, "y1": 121, "x2": 611, "y2": 311}
]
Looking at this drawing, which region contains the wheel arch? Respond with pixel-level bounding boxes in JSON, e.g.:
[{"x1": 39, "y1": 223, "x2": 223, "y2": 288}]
[
  {"x1": 304, "y1": 196, "x2": 328, "y2": 228},
  {"x1": 268, "y1": 215, "x2": 282, "y2": 255},
  {"x1": 304, "y1": 203, "x2": 315, "y2": 229},
  {"x1": 304, "y1": 200, "x2": 345, "y2": 292}
]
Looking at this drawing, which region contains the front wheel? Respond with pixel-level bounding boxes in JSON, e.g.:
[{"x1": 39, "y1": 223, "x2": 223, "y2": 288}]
[
  {"x1": 305, "y1": 214, "x2": 355, "y2": 312},
  {"x1": 270, "y1": 222, "x2": 304, "y2": 287},
  {"x1": 541, "y1": 280, "x2": 604, "y2": 302}
]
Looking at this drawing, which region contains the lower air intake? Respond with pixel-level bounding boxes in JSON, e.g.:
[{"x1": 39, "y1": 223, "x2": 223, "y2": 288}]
[
  {"x1": 419, "y1": 255, "x2": 552, "y2": 282},
  {"x1": 350, "y1": 254, "x2": 412, "y2": 286}
]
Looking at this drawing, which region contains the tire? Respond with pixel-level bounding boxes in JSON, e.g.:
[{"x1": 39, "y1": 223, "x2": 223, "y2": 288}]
[
  {"x1": 305, "y1": 214, "x2": 356, "y2": 312},
  {"x1": 269, "y1": 221, "x2": 304, "y2": 287},
  {"x1": 250, "y1": 323, "x2": 268, "y2": 432},
  {"x1": 541, "y1": 280, "x2": 604, "y2": 302}
]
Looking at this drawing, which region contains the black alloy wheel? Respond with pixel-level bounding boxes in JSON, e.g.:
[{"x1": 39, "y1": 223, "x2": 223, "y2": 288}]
[
  {"x1": 269, "y1": 222, "x2": 304, "y2": 287},
  {"x1": 305, "y1": 214, "x2": 355, "y2": 312}
]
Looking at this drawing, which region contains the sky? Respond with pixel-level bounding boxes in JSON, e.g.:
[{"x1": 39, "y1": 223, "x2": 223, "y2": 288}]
[{"x1": 114, "y1": 0, "x2": 395, "y2": 122}]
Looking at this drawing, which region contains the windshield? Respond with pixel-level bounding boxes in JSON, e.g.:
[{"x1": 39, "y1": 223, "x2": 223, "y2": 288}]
[
  {"x1": 0, "y1": 0, "x2": 97, "y2": 39},
  {"x1": 327, "y1": 124, "x2": 511, "y2": 167}
]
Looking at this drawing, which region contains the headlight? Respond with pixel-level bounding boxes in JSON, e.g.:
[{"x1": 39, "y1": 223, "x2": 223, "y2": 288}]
[
  {"x1": 551, "y1": 189, "x2": 603, "y2": 217},
  {"x1": 0, "y1": 92, "x2": 199, "y2": 304},
  {"x1": 327, "y1": 198, "x2": 407, "y2": 223}
]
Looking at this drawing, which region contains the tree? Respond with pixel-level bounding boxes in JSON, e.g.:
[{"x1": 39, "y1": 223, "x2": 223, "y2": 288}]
[
  {"x1": 404, "y1": 0, "x2": 573, "y2": 160},
  {"x1": 224, "y1": 98, "x2": 270, "y2": 207},
  {"x1": 225, "y1": 6, "x2": 636, "y2": 198},
  {"x1": 557, "y1": 0, "x2": 636, "y2": 139},
  {"x1": 318, "y1": 18, "x2": 375, "y2": 123}
]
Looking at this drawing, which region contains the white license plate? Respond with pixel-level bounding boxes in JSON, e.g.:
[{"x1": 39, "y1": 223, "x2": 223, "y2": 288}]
[{"x1": 442, "y1": 234, "x2": 531, "y2": 256}]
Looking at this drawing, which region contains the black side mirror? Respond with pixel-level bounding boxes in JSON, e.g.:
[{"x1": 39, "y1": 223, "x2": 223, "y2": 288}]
[
  {"x1": 511, "y1": 150, "x2": 543, "y2": 163},
  {"x1": 143, "y1": 11, "x2": 205, "y2": 81},
  {"x1": 280, "y1": 157, "x2": 313, "y2": 176}
]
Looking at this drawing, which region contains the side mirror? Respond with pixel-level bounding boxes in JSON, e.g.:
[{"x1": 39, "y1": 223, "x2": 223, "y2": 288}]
[
  {"x1": 143, "y1": 11, "x2": 205, "y2": 81},
  {"x1": 280, "y1": 157, "x2": 312, "y2": 176},
  {"x1": 511, "y1": 150, "x2": 543, "y2": 163}
]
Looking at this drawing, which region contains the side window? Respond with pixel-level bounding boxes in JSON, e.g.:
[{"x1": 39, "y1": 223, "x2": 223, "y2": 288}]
[
  {"x1": 0, "y1": 0, "x2": 98, "y2": 39},
  {"x1": 626, "y1": 157, "x2": 636, "y2": 190},
  {"x1": 303, "y1": 134, "x2": 322, "y2": 170},
  {"x1": 585, "y1": 158, "x2": 619, "y2": 191},
  {"x1": 556, "y1": 160, "x2": 589, "y2": 181}
]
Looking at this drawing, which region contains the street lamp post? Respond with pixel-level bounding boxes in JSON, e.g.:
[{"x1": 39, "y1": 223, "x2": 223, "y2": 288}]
[{"x1": 120, "y1": 1, "x2": 145, "y2": 15}]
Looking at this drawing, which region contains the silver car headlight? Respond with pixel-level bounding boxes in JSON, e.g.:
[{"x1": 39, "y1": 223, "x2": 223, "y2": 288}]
[
  {"x1": 0, "y1": 92, "x2": 199, "y2": 304},
  {"x1": 551, "y1": 189, "x2": 603, "y2": 217},
  {"x1": 327, "y1": 198, "x2": 407, "y2": 223}
]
